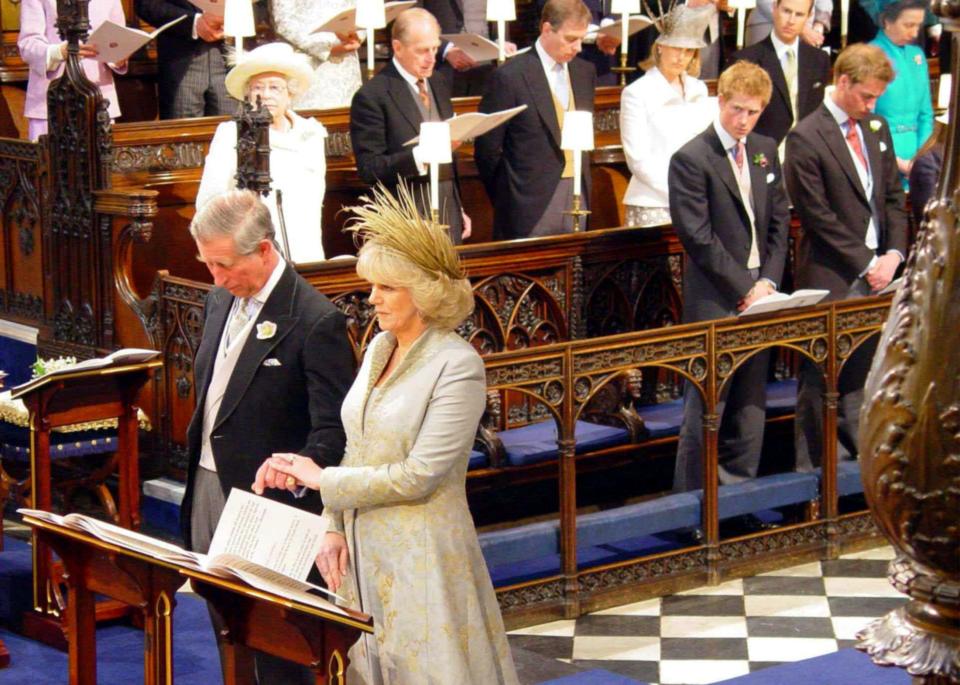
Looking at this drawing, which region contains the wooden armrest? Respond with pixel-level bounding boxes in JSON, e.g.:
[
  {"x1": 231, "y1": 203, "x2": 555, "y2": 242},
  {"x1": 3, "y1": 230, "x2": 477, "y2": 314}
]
[{"x1": 475, "y1": 389, "x2": 506, "y2": 468}]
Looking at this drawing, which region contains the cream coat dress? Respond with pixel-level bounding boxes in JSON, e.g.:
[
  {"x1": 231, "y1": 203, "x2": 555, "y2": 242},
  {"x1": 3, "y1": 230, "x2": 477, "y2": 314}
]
[
  {"x1": 318, "y1": 328, "x2": 518, "y2": 685},
  {"x1": 196, "y1": 111, "x2": 327, "y2": 263}
]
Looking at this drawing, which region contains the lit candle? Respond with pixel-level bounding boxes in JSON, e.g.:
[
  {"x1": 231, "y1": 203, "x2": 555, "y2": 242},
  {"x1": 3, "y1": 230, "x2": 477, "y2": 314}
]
[
  {"x1": 418, "y1": 122, "x2": 452, "y2": 215},
  {"x1": 840, "y1": 0, "x2": 849, "y2": 45},
  {"x1": 610, "y1": 0, "x2": 640, "y2": 67},
  {"x1": 356, "y1": 0, "x2": 386, "y2": 75},
  {"x1": 487, "y1": 0, "x2": 515, "y2": 62},
  {"x1": 224, "y1": 0, "x2": 255, "y2": 62},
  {"x1": 939, "y1": 74, "x2": 952, "y2": 110},
  {"x1": 560, "y1": 111, "x2": 594, "y2": 222},
  {"x1": 728, "y1": 0, "x2": 757, "y2": 50}
]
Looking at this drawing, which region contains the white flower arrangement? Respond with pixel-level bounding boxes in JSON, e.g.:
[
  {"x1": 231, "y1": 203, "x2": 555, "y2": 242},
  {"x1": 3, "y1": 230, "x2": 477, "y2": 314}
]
[{"x1": 31, "y1": 356, "x2": 77, "y2": 379}]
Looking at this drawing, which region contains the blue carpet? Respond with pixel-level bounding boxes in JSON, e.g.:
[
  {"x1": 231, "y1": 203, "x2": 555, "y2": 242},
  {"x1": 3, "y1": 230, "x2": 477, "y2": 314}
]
[
  {"x1": 537, "y1": 670, "x2": 646, "y2": 684},
  {"x1": 714, "y1": 648, "x2": 910, "y2": 684},
  {"x1": 0, "y1": 592, "x2": 219, "y2": 685}
]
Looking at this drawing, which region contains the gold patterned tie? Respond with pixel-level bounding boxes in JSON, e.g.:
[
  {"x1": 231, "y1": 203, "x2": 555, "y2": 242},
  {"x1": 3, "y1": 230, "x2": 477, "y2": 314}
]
[
  {"x1": 416, "y1": 79, "x2": 431, "y2": 112},
  {"x1": 784, "y1": 49, "x2": 798, "y2": 121}
]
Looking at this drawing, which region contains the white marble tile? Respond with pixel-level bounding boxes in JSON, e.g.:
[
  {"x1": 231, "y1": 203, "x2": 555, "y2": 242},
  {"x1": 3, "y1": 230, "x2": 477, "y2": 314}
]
[
  {"x1": 678, "y1": 579, "x2": 744, "y2": 596},
  {"x1": 831, "y1": 616, "x2": 877, "y2": 640},
  {"x1": 659, "y1": 659, "x2": 751, "y2": 684},
  {"x1": 747, "y1": 637, "x2": 838, "y2": 662},
  {"x1": 841, "y1": 546, "x2": 896, "y2": 560},
  {"x1": 660, "y1": 616, "x2": 748, "y2": 639},
  {"x1": 593, "y1": 598, "x2": 662, "y2": 616},
  {"x1": 758, "y1": 561, "x2": 823, "y2": 577},
  {"x1": 744, "y1": 595, "x2": 832, "y2": 617},
  {"x1": 571, "y1": 635, "x2": 661, "y2": 661},
  {"x1": 508, "y1": 619, "x2": 576, "y2": 637},
  {"x1": 823, "y1": 577, "x2": 903, "y2": 597}
]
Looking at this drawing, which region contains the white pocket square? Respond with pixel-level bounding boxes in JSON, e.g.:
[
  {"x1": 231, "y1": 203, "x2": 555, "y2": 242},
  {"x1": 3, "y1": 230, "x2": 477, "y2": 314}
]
[
  {"x1": 879, "y1": 141, "x2": 888, "y2": 152},
  {"x1": 262, "y1": 358, "x2": 282, "y2": 367},
  {"x1": 766, "y1": 172, "x2": 776, "y2": 184}
]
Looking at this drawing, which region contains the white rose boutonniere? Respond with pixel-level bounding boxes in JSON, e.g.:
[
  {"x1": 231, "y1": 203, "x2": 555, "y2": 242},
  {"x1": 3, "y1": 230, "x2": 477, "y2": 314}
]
[
  {"x1": 256, "y1": 321, "x2": 277, "y2": 340},
  {"x1": 879, "y1": 141, "x2": 888, "y2": 152},
  {"x1": 869, "y1": 120, "x2": 882, "y2": 133}
]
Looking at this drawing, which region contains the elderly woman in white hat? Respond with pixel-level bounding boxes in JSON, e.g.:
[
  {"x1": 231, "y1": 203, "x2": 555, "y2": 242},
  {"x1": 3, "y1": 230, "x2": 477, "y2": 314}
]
[
  {"x1": 196, "y1": 42, "x2": 328, "y2": 263},
  {"x1": 620, "y1": 4, "x2": 717, "y2": 227}
]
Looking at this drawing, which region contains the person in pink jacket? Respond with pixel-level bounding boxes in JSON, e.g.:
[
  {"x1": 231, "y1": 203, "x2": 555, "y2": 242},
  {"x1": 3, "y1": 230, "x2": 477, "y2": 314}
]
[{"x1": 17, "y1": 0, "x2": 127, "y2": 140}]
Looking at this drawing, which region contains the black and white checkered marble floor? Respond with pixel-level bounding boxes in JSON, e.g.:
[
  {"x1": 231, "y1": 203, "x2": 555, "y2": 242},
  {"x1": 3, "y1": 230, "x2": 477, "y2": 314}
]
[{"x1": 507, "y1": 546, "x2": 903, "y2": 685}]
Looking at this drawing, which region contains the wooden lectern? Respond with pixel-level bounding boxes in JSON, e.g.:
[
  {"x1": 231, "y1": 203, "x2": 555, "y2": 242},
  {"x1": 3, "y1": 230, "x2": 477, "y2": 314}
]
[
  {"x1": 13, "y1": 359, "x2": 162, "y2": 648},
  {"x1": 22, "y1": 514, "x2": 373, "y2": 685}
]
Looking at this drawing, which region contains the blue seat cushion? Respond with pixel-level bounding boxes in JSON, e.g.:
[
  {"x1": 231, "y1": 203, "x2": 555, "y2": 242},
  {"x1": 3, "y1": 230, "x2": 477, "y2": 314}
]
[
  {"x1": 836, "y1": 460, "x2": 863, "y2": 496},
  {"x1": 468, "y1": 449, "x2": 488, "y2": 470},
  {"x1": 0, "y1": 422, "x2": 117, "y2": 462},
  {"x1": 695, "y1": 472, "x2": 820, "y2": 520},
  {"x1": 0, "y1": 535, "x2": 34, "y2": 627},
  {"x1": 578, "y1": 492, "x2": 701, "y2": 547},
  {"x1": 636, "y1": 399, "x2": 684, "y2": 439},
  {"x1": 479, "y1": 519, "x2": 560, "y2": 569},
  {"x1": 484, "y1": 544, "x2": 623, "y2": 588},
  {"x1": 499, "y1": 420, "x2": 630, "y2": 467},
  {"x1": 766, "y1": 379, "x2": 798, "y2": 417}
]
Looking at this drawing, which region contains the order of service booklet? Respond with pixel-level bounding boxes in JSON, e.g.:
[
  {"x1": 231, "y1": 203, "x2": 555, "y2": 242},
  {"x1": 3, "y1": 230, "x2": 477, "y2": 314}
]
[
  {"x1": 11, "y1": 347, "x2": 160, "y2": 397},
  {"x1": 87, "y1": 15, "x2": 186, "y2": 64},
  {"x1": 738, "y1": 289, "x2": 830, "y2": 317},
  {"x1": 404, "y1": 104, "x2": 527, "y2": 145},
  {"x1": 19, "y1": 489, "x2": 350, "y2": 617},
  {"x1": 311, "y1": 0, "x2": 415, "y2": 34}
]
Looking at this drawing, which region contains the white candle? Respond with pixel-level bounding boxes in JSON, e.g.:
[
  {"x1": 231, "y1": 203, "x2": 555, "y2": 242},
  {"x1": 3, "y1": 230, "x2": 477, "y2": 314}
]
[
  {"x1": 621, "y1": 15, "x2": 629, "y2": 60},
  {"x1": 367, "y1": 36, "x2": 375, "y2": 74},
  {"x1": 430, "y1": 162, "x2": 440, "y2": 213},
  {"x1": 939, "y1": 74, "x2": 952, "y2": 109},
  {"x1": 840, "y1": 0, "x2": 849, "y2": 43},
  {"x1": 572, "y1": 151, "x2": 582, "y2": 212},
  {"x1": 498, "y1": 19, "x2": 506, "y2": 61}
]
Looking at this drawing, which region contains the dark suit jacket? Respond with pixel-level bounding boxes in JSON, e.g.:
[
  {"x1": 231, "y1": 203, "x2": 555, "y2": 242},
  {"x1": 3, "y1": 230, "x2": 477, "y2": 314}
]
[
  {"x1": 784, "y1": 106, "x2": 908, "y2": 299},
  {"x1": 668, "y1": 125, "x2": 791, "y2": 322},
  {"x1": 349, "y1": 61, "x2": 460, "y2": 208},
  {"x1": 134, "y1": 0, "x2": 212, "y2": 80},
  {"x1": 180, "y1": 264, "x2": 354, "y2": 548},
  {"x1": 475, "y1": 50, "x2": 597, "y2": 239},
  {"x1": 730, "y1": 36, "x2": 829, "y2": 145}
]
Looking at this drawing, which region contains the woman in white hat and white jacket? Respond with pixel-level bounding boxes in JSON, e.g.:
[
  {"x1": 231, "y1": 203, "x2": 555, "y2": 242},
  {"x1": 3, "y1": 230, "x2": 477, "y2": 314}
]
[{"x1": 196, "y1": 42, "x2": 328, "y2": 264}]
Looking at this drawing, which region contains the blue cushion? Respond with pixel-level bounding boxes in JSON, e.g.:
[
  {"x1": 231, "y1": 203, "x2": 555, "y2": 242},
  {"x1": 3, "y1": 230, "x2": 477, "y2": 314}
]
[
  {"x1": 468, "y1": 449, "x2": 488, "y2": 470},
  {"x1": 600, "y1": 534, "x2": 686, "y2": 559},
  {"x1": 837, "y1": 460, "x2": 864, "y2": 496},
  {"x1": 578, "y1": 492, "x2": 701, "y2": 547},
  {"x1": 0, "y1": 421, "x2": 117, "y2": 462},
  {"x1": 485, "y1": 544, "x2": 623, "y2": 588},
  {"x1": 766, "y1": 379, "x2": 799, "y2": 416},
  {"x1": 479, "y1": 519, "x2": 560, "y2": 569},
  {"x1": 0, "y1": 535, "x2": 34, "y2": 627},
  {"x1": 636, "y1": 399, "x2": 684, "y2": 439},
  {"x1": 694, "y1": 472, "x2": 820, "y2": 520},
  {"x1": 499, "y1": 420, "x2": 630, "y2": 467}
]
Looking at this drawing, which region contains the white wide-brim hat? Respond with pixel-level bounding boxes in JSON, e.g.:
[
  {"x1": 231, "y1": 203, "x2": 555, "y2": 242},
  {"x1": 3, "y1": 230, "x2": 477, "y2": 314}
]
[{"x1": 225, "y1": 42, "x2": 315, "y2": 102}]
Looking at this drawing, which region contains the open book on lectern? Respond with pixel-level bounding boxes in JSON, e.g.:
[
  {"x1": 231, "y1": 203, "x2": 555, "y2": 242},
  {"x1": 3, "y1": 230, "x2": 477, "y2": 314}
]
[
  {"x1": 19, "y1": 489, "x2": 348, "y2": 616},
  {"x1": 738, "y1": 289, "x2": 830, "y2": 316},
  {"x1": 11, "y1": 347, "x2": 160, "y2": 397}
]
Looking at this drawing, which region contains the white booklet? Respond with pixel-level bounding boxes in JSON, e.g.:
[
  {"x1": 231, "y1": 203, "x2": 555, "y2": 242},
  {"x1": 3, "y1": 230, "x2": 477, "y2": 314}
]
[
  {"x1": 591, "y1": 16, "x2": 653, "y2": 39},
  {"x1": 188, "y1": 0, "x2": 225, "y2": 17},
  {"x1": 739, "y1": 288, "x2": 830, "y2": 316},
  {"x1": 311, "y1": 0, "x2": 415, "y2": 34},
  {"x1": 12, "y1": 347, "x2": 161, "y2": 396},
  {"x1": 404, "y1": 104, "x2": 527, "y2": 145},
  {"x1": 440, "y1": 33, "x2": 501, "y2": 62},
  {"x1": 18, "y1": 488, "x2": 349, "y2": 617},
  {"x1": 88, "y1": 15, "x2": 187, "y2": 63}
]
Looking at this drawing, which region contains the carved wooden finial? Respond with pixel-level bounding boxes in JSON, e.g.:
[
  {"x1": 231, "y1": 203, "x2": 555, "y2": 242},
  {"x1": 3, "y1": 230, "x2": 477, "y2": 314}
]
[{"x1": 234, "y1": 98, "x2": 273, "y2": 196}]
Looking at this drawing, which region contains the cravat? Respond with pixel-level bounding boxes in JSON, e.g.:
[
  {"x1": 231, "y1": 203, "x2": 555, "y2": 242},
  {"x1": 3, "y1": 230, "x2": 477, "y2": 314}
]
[
  {"x1": 226, "y1": 297, "x2": 251, "y2": 349},
  {"x1": 553, "y1": 63, "x2": 569, "y2": 110},
  {"x1": 416, "y1": 79, "x2": 431, "y2": 112},
  {"x1": 845, "y1": 119, "x2": 869, "y2": 171},
  {"x1": 733, "y1": 140, "x2": 746, "y2": 173},
  {"x1": 784, "y1": 49, "x2": 798, "y2": 121}
]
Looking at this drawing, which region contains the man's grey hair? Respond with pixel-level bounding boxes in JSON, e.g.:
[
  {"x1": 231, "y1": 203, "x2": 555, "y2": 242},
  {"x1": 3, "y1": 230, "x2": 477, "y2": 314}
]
[{"x1": 189, "y1": 190, "x2": 275, "y2": 255}]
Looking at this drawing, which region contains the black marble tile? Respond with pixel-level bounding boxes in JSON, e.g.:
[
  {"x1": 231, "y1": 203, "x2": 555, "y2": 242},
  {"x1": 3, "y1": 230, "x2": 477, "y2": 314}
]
[
  {"x1": 506, "y1": 634, "x2": 574, "y2": 661},
  {"x1": 511, "y1": 645, "x2": 583, "y2": 685},
  {"x1": 661, "y1": 594, "x2": 746, "y2": 616},
  {"x1": 571, "y1": 659, "x2": 659, "y2": 683},
  {"x1": 574, "y1": 615, "x2": 661, "y2": 637},
  {"x1": 749, "y1": 661, "x2": 785, "y2": 672},
  {"x1": 660, "y1": 637, "x2": 749, "y2": 660},
  {"x1": 743, "y1": 576, "x2": 826, "y2": 596},
  {"x1": 820, "y1": 559, "x2": 891, "y2": 578},
  {"x1": 746, "y1": 616, "x2": 835, "y2": 638},
  {"x1": 827, "y1": 597, "x2": 907, "y2": 617}
]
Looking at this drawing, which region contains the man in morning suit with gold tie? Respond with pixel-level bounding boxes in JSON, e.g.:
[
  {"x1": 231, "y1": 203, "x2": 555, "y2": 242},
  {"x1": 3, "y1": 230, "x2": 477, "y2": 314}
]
[
  {"x1": 784, "y1": 43, "x2": 907, "y2": 471},
  {"x1": 474, "y1": 0, "x2": 597, "y2": 240},
  {"x1": 349, "y1": 8, "x2": 470, "y2": 244},
  {"x1": 668, "y1": 61, "x2": 791, "y2": 496},
  {"x1": 184, "y1": 190, "x2": 354, "y2": 684}
]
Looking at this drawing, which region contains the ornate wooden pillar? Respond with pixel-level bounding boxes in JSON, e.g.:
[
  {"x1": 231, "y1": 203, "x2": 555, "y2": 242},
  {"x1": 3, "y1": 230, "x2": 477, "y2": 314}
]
[
  {"x1": 44, "y1": 0, "x2": 114, "y2": 356},
  {"x1": 234, "y1": 99, "x2": 272, "y2": 195},
  {"x1": 856, "y1": 7, "x2": 960, "y2": 682}
]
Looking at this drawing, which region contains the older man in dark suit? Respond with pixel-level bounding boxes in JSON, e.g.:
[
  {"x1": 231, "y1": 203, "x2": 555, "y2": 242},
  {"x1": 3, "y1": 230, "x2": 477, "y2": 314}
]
[
  {"x1": 475, "y1": 0, "x2": 597, "y2": 240},
  {"x1": 731, "y1": 0, "x2": 830, "y2": 151},
  {"x1": 134, "y1": 0, "x2": 232, "y2": 119},
  {"x1": 669, "y1": 61, "x2": 791, "y2": 494},
  {"x1": 184, "y1": 190, "x2": 354, "y2": 684},
  {"x1": 785, "y1": 43, "x2": 907, "y2": 470},
  {"x1": 350, "y1": 8, "x2": 468, "y2": 243}
]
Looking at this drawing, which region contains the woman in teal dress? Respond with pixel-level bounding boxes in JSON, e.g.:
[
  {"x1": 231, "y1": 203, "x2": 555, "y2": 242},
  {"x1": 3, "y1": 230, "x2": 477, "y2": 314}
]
[{"x1": 870, "y1": 0, "x2": 934, "y2": 183}]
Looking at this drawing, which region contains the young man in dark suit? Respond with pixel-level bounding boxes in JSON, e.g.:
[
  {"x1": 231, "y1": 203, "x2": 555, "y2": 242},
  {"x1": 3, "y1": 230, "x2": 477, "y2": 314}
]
[
  {"x1": 134, "y1": 0, "x2": 232, "y2": 119},
  {"x1": 474, "y1": 0, "x2": 597, "y2": 240},
  {"x1": 784, "y1": 43, "x2": 907, "y2": 470},
  {"x1": 731, "y1": 0, "x2": 830, "y2": 150},
  {"x1": 184, "y1": 190, "x2": 354, "y2": 684},
  {"x1": 668, "y1": 61, "x2": 791, "y2": 494},
  {"x1": 349, "y1": 8, "x2": 469, "y2": 243}
]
